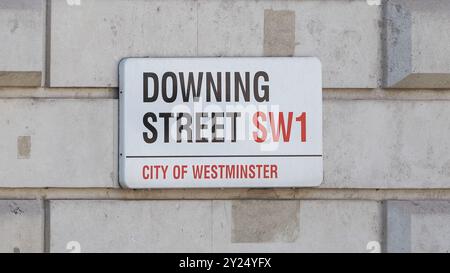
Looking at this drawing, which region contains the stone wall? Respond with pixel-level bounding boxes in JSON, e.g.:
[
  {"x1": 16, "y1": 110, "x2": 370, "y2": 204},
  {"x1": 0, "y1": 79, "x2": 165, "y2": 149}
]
[{"x1": 0, "y1": 0, "x2": 449, "y2": 253}]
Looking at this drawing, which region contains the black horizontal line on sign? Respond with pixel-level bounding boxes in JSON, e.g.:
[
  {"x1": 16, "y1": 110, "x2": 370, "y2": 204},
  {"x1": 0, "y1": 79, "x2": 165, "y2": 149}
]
[{"x1": 126, "y1": 155, "x2": 322, "y2": 158}]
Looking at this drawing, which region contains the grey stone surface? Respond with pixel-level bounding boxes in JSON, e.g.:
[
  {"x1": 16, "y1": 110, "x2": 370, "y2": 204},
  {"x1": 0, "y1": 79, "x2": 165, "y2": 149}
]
[
  {"x1": 49, "y1": 0, "x2": 197, "y2": 87},
  {"x1": 384, "y1": 0, "x2": 450, "y2": 88},
  {"x1": 213, "y1": 200, "x2": 382, "y2": 252},
  {"x1": 0, "y1": 0, "x2": 45, "y2": 86},
  {"x1": 0, "y1": 0, "x2": 44, "y2": 86},
  {"x1": 0, "y1": 99, "x2": 117, "y2": 187},
  {"x1": 49, "y1": 200, "x2": 212, "y2": 252},
  {"x1": 0, "y1": 200, "x2": 44, "y2": 253},
  {"x1": 50, "y1": 0, "x2": 381, "y2": 88},
  {"x1": 49, "y1": 200, "x2": 382, "y2": 253},
  {"x1": 198, "y1": 0, "x2": 381, "y2": 88},
  {"x1": 386, "y1": 201, "x2": 450, "y2": 253},
  {"x1": 323, "y1": 99, "x2": 450, "y2": 188},
  {"x1": 0, "y1": 0, "x2": 449, "y2": 255}
]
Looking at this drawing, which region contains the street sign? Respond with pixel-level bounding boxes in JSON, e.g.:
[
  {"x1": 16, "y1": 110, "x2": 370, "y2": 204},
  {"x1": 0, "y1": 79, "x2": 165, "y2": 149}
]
[{"x1": 119, "y1": 57, "x2": 322, "y2": 188}]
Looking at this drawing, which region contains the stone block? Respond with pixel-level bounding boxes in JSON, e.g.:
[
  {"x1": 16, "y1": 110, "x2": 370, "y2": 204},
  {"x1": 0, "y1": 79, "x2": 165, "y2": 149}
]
[
  {"x1": 0, "y1": 99, "x2": 117, "y2": 187},
  {"x1": 323, "y1": 99, "x2": 450, "y2": 188},
  {"x1": 48, "y1": 200, "x2": 212, "y2": 252},
  {"x1": 198, "y1": 0, "x2": 381, "y2": 88},
  {"x1": 213, "y1": 200, "x2": 382, "y2": 252},
  {"x1": 386, "y1": 200, "x2": 450, "y2": 253},
  {"x1": 384, "y1": 0, "x2": 450, "y2": 88},
  {"x1": 49, "y1": 0, "x2": 197, "y2": 87},
  {"x1": 0, "y1": 0, "x2": 44, "y2": 86},
  {"x1": 0, "y1": 200, "x2": 44, "y2": 253}
]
